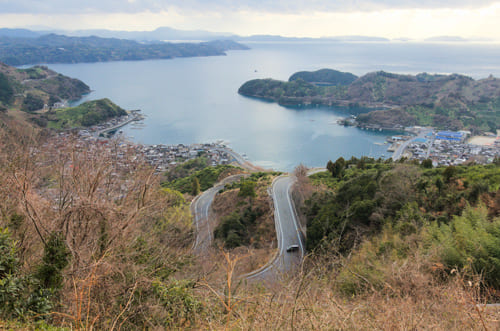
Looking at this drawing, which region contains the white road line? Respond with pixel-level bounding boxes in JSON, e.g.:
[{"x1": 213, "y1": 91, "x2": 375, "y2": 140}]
[
  {"x1": 193, "y1": 197, "x2": 201, "y2": 249},
  {"x1": 286, "y1": 179, "x2": 304, "y2": 258}
]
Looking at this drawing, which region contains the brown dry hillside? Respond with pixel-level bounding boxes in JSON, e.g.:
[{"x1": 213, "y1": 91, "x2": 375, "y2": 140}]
[{"x1": 345, "y1": 71, "x2": 500, "y2": 106}]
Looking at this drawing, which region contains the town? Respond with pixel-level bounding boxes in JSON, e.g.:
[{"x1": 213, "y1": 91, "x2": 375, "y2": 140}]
[{"x1": 390, "y1": 127, "x2": 500, "y2": 166}]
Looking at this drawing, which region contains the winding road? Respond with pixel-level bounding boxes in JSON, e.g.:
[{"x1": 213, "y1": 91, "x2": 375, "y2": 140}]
[
  {"x1": 191, "y1": 164, "x2": 323, "y2": 281},
  {"x1": 245, "y1": 175, "x2": 305, "y2": 281},
  {"x1": 190, "y1": 175, "x2": 246, "y2": 254}
]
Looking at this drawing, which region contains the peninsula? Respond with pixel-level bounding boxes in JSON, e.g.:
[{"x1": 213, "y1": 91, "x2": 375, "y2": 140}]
[
  {"x1": 0, "y1": 34, "x2": 249, "y2": 66},
  {"x1": 238, "y1": 69, "x2": 500, "y2": 133},
  {"x1": 0, "y1": 62, "x2": 132, "y2": 129}
]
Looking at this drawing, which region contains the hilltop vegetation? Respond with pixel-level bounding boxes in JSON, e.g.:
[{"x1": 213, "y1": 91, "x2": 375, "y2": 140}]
[
  {"x1": 289, "y1": 68, "x2": 358, "y2": 85},
  {"x1": 0, "y1": 62, "x2": 134, "y2": 130},
  {"x1": 213, "y1": 172, "x2": 281, "y2": 251},
  {"x1": 162, "y1": 157, "x2": 243, "y2": 194},
  {"x1": 305, "y1": 157, "x2": 500, "y2": 293},
  {"x1": 46, "y1": 98, "x2": 127, "y2": 128},
  {"x1": 0, "y1": 62, "x2": 90, "y2": 112},
  {"x1": 0, "y1": 34, "x2": 249, "y2": 66},
  {"x1": 239, "y1": 69, "x2": 500, "y2": 133}
]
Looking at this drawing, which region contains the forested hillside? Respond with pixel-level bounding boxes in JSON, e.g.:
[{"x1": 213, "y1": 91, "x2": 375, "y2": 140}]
[
  {"x1": 0, "y1": 62, "x2": 90, "y2": 113},
  {"x1": 239, "y1": 69, "x2": 500, "y2": 133},
  {"x1": 0, "y1": 34, "x2": 249, "y2": 65},
  {"x1": 305, "y1": 157, "x2": 500, "y2": 293}
]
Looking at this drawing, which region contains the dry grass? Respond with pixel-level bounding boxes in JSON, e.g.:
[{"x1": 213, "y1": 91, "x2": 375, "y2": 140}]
[
  {"x1": 196, "y1": 254, "x2": 500, "y2": 330},
  {"x1": 2, "y1": 121, "x2": 499, "y2": 330},
  {"x1": 0, "y1": 124, "x2": 195, "y2": 329}
]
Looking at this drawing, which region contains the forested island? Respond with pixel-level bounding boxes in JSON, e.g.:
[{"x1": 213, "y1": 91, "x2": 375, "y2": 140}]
[
  {"x1": 0, "y1": 34, "x2": 249, "y2": 65},
  {"x1": 239, "y1": 69, "x2": 500, "y2": 133}
]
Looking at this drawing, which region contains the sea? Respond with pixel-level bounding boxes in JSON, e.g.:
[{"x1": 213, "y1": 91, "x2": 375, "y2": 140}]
[{"x1": 48, "y1": 41, "x2": 500, "y2": 171}]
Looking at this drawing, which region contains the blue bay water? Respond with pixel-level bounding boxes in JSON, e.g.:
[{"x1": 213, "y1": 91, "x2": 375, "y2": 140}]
[{"x1": 48, "y1": 42, "x2": 500, "y2": 171}]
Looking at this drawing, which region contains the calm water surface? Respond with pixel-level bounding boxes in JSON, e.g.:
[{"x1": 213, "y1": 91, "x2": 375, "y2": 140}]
[{"x1": 49, "y1": 42, "x2": 500, "y2": 170}]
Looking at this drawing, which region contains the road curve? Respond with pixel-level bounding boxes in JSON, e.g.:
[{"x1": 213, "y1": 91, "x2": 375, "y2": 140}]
[
  {"x1": 392, "y1": 129, "x2": 433, "y2": 160},
  {"x1": 216, "y1": 147, "x2": 263, "y2": 172},
  {"x1": 245, "y1": 175, "x2": 305, "y2": 281},
  {"x1": 190, "y1": 174, "x2": 246, "y2": 254}
]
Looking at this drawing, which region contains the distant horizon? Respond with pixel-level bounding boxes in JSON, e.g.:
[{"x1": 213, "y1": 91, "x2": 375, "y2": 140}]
[
  {"x1": 1, "y1": 26, "x2": 500, "y2": 44},
  {"x1": 1, "y1": 1, "x2": 499, "y2": 41}
]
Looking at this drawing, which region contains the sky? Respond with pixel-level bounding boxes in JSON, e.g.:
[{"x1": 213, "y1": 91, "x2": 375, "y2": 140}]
[{"x1": 1, "y1": 0, "x2": 500, "y2": 40}]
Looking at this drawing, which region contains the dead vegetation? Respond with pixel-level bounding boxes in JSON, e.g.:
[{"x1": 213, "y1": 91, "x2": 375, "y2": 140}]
[
  {"x1": 0, "y1": 121, "x2": 196, "y2": 329},
  {"x1": 1, "y1": 120, "x2": 499, "y2": 330}
]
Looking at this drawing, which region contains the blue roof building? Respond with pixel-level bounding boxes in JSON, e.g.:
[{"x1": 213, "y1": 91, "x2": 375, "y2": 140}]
[{"x1": 436, "y1": 131, "x2": 464, "y2": 141}]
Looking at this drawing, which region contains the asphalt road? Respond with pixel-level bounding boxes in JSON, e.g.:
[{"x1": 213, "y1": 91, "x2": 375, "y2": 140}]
[
  {"x1": 216, "y1": 147, "x2": 262, "y2": 172},
  {"x1": 392, "y1": 129, "x2": 433, "y2": 160},
  {"x1": 190, "y1": 174, "x2": 246, "y2": 255},
  {"x1": 246, "y1": 175, "x2": 305, "y2": 281}
]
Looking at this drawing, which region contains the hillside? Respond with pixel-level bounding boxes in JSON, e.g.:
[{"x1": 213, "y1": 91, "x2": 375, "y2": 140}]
[
  {"x1": 1, "y1": 123, "x2": 499, "y2": 329},
  {"x1": 305, "y1": 157, "x2": 500, "y2": 293},
  {"x1": 0, "y1": 62, "x2": 90, "y2": 112},
  {"x1": 0, "y1": 62, "x2": 135, "y2": 129},
  {"x1": 0, "y1": 34, "x2": 249, "y2": 65},
  {"x1": 46, "y1": 98, "x2": 127, "y2": 128},
  {"x1": 239, "y1": 69, "x2": 500, "y2": 133}
]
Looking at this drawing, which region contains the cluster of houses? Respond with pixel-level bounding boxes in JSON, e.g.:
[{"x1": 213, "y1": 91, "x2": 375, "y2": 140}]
[
  {"x1": 66, "y1": 111, "x2": 235, "y2": 171},
  {"x1": 397, "y1": 129, "x2": 499, "y2": 166},
  {"x1": 137, "y1": 143, "x2": 232, "y2": 172},
  {"x1": 49, "y1": 130, "x2": 236, "y2": 173}
]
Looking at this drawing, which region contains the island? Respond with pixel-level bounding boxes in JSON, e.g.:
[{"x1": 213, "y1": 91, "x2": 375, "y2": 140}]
[
  {"x1": 0, "y1": 34, "x2": 249, "y2": 66},
  {"x1": 238, "y1": 69, "x2": 500, "y2": 133}
]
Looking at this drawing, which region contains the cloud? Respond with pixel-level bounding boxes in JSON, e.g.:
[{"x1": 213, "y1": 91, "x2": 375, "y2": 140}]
[{"x1": 0, "y1": 0, "x2": 498, "y2": 14}]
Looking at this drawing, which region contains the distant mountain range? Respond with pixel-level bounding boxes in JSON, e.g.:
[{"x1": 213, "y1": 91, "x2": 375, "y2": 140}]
[
  {"x1": 12, "y1": 27, "x2": 485, "y2": 43},
  {"x1": 1, "y1": 27, "x2": 490, "y2": 43},
  {"x1": 0, "y1": 32, "x2": 249, "y2": 66}
]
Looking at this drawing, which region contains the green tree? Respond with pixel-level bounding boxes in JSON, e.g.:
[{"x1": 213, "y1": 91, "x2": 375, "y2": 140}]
[
  {"x1": 421, "y1": 158, "x2": 433, "y2": 169},
  {"x1": 326, "y1": 160, "x2": 335, "y2": 176},
  {"x1": 435, "y1": 177, "x2": 444, "y2": 195},
  {"x1": 327, "y1": 157, "x2": 346, "y2": 178},
  {"x1": 0, "y1": 228, "x2": 18, "y2": 279},
  {"x1": 22, "y1": 93, "x2": 44, "y2": 112},
  {"x1": 357, "y1": 158, "x2": 366, "y2": 169},
  {"x1": 429, "y1": 205, "x2": 500, "y2": 288},
  {"x1": 443, "y1": 165, "x2": 457, "y2": 183},
  {"x1": 238, "y1": 181, "x2": 256, "y2": 198},
  {"x1": 191, "y1": 177, "x2": 200, "y2": 196},
  {"x1": 152, "y1": 279, "x2": 201, "y2": 328},
  {"x1": 0, "y1": 73, "x2": 13, "y2": 105},
  {"x1": 0, "y1": 228, "x2": 53, "y2": 320},
  {"x1": 35, "y1": 232, "x2": 70, "y2": 290}
]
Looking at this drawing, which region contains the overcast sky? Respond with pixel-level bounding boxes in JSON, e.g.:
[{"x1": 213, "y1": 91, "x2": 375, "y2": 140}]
[{"x1": 1, "y1": 0, "x2": 500, "y2": 40}]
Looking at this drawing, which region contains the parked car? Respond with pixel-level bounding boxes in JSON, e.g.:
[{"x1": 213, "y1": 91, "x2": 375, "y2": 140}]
[{"x1": 286, "y1": 244, "x2": 299, "y2": 252}]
